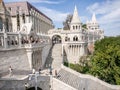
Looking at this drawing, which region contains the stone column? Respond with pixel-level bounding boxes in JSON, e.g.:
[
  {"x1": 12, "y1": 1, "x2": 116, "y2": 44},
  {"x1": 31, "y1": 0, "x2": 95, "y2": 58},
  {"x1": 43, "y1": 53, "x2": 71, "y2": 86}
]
[
  {"x1": 3, "y1": 33, "x2": 7, "y2": 48},
  {"x1": 26, "y1": 49, "x2": 33, "y2": 69},
  {"x1": 19, "y1": 33, "x2": 22, "y2": 47}
]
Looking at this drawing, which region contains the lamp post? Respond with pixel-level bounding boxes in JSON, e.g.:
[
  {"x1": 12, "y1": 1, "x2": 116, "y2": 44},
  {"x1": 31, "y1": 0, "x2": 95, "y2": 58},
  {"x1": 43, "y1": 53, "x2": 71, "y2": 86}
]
[{"x1": 35, "y1": 72, "x2": 39, "y2": 90}]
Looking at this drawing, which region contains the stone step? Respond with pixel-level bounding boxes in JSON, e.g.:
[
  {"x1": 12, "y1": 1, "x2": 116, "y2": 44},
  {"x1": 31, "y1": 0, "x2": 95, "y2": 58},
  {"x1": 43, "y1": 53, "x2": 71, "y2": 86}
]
[
  {"x1": 44, "y1": 44, "x2": 63, "y2": 69},
  {"x1": 56, "y1": 69, "x2": 81, "y2": 89}
]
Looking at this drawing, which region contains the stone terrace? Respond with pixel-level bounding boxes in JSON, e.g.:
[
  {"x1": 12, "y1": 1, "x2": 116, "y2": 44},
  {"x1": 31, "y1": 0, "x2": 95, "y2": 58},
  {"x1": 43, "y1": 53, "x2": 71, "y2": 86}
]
[{"x1": 0, "y1": 49, "x2": 31, "y2": 79}]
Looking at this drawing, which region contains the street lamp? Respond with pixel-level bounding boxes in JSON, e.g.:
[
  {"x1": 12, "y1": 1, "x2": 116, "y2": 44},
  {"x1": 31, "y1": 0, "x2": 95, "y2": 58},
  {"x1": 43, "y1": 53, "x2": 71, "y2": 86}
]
[{"x1": 35, "y1": 72, "x2": 39, "y2": 90}]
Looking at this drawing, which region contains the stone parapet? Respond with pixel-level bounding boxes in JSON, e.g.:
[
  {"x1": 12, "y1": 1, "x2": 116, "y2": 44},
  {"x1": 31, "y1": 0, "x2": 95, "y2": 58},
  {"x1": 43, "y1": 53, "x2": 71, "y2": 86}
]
[{"x1": 61, "y1": 64, "x2": 120, "y2": 90}]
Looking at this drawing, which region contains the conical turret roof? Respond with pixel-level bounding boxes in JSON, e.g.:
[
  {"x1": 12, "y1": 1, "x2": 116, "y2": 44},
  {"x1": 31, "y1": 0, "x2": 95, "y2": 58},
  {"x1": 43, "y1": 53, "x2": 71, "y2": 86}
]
[
  {"x1": 91, "y1": 13, "x2": 97, "y2": 23},
  {"x1": 71, "y1": 6, "x2": 81, "y2": 24}
]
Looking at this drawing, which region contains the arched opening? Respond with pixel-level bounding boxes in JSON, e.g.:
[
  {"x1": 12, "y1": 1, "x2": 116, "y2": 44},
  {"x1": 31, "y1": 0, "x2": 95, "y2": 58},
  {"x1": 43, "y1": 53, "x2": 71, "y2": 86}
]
[
  {"x1": 65, "y1": 36, "x2": 70, "y2": 42},
  {"x1": 52, "y1": 35, "x2": 61, "y2": 44},
  {"x1": 0, "y1": 17, "x2": 3, "y2": 30},
  {"x1": 22, "y1": 13, "x2": 26, "y2": 23},
  {"x1": 73, "y1": 26, "x2": 75, "y2": 30},
  {"x1": 76, "y1": 26, "x2": 77, "y2": 29},
  {"x1": 27, "y1": 87, "x2": 42, "y2": 90},
  {"x1": 73, "y1": 36, "x2": 78, "y2": 41},
  {"x1": 6, "y1": 18, "x2": 9, "y2": 32}
]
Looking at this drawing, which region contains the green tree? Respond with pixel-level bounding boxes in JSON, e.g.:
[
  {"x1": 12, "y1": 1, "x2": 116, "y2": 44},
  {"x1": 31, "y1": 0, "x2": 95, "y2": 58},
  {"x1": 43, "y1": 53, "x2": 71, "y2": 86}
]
[
  {"x1": 89, "y1": 36, "x2": 120, "y2": 85},
  {"x1": 63, "y1": 14, "x2": 73, "y2": 30}
]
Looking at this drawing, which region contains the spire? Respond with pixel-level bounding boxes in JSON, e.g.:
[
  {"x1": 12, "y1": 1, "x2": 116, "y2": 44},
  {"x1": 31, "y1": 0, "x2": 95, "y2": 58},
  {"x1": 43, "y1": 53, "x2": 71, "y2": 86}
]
[
  {"x1": 91, "y1": 13, "x2": 97, "y2": 23},
  {"x1": 71, "y1": 5, "x2": 81, "y2": 24}
]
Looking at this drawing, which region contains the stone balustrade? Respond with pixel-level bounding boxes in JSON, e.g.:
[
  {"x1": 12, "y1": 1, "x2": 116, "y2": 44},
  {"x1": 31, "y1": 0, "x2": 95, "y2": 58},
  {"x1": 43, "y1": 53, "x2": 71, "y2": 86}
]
[{"x1": 0, "y1": 29, "x2": 51, "y2": 50}]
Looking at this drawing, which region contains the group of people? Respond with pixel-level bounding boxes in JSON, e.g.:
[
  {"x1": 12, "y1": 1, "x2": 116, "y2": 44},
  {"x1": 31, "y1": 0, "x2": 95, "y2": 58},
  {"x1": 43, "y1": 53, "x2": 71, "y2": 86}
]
[{"x1": 8, "y1": 66, "x2": 58, "y2": 77}]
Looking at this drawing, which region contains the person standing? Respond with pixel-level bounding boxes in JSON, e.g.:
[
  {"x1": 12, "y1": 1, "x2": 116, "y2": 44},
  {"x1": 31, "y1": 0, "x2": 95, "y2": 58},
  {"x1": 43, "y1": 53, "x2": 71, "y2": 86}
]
[
  {"x1": 55, "y1": 70, "x2": 57, "y2": 77},
  {"x1": 9, "y1": 66, "x2": 13, "y2": 77},
  {"x1": 32, "y1": 68, "x2": 35, "y2": 74}
]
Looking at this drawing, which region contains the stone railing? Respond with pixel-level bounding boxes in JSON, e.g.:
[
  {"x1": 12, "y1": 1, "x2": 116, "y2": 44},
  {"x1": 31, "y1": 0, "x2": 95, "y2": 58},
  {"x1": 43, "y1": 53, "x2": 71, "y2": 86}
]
[
  {"x1": 61, "y1": 64, "x2": 120, "y2": 90},
  {"x1": 0, "y1": 31, "x2": 51, "y2": 50},
  {"x1": 53, "y1": 78, "x2": 76, "y2": 90}
]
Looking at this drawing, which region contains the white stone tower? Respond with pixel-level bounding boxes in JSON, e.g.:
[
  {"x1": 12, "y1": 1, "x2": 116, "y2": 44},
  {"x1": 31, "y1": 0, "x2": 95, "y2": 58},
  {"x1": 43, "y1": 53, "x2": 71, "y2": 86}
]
[
  {"x1": 87, "y1": 13, "x2": 99, "y2": 30},
  {"x1": 70, "y1": 6, "x2": 82, "y2": 30}
]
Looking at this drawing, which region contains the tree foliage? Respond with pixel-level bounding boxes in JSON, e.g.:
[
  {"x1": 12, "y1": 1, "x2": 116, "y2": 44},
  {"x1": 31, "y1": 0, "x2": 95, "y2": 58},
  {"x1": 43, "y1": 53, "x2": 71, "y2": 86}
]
[
  {"x1": 63, "y1": 14, "x2": 73, "y2": 30},
  {"x1": 64, "y1": 36, "x2": 120, "y2": 85},
  {"x1": 89, "y1": 36, "x2": 120, "y2": 85}
]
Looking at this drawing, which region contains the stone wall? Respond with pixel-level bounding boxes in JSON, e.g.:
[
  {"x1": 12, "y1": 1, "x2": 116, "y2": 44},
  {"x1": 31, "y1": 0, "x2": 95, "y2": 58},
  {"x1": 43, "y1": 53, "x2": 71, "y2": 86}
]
[
  {"x1": 0, "y1": 77, "x2": 28, "y2": 90},
  {"x1": 53, "y1": 78, "x2": 76, "y2": 90},
  {"x1": 37, "y1": 76, "x2": 50, "y2": 90},
  {"x1": 0, "y1": 49, "x2": 31, "y2": 77},
  {"x1": 62, "y1": 65, "x2": 120, "y2": 90},
  {"x1": 42, "y1": 43, "x2": 52, "y2": 68},
  {"x1": 0, "y1": 75, "x2": 50, "y2": 90}
]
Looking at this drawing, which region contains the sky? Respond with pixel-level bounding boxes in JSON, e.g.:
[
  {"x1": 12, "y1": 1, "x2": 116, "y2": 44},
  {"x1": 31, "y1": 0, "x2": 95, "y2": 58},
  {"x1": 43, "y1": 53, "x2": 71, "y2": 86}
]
[{"x1": 4, "y1": 0, "x2": 120, "y2": 36}]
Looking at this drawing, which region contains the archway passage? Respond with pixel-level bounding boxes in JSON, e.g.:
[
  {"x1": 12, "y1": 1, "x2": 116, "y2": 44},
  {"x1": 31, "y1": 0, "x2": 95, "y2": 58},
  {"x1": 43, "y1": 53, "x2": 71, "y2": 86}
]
[
  {"x1": 27, "y1": 87, "x2": 42, "y2": 90},
  {"x1": 52, "y1": 35, "x2": 62, "y2": 44}
]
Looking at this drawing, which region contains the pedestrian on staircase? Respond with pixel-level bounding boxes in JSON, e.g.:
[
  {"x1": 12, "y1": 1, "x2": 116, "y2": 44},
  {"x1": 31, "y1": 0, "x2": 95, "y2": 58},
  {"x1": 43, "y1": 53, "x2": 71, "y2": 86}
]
[
  {"x1": 9, "y1": 66, "x2": 13, "y2": 77},
  {"x1": 32, "y1": 68, "x2": 35, "y2": 74},
  {"x1": 39, "y1": 67, "x2": 41, "y2": 74},
  {"x1": 55, "y1": 70, "x2": 57, "y2": 77}
]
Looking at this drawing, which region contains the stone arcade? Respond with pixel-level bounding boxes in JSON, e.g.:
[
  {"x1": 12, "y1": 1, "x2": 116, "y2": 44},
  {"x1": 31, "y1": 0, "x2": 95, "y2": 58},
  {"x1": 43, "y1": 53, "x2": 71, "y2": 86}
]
[{"x1": 48, "y1": 6, "x2": 104, "y2": 63}]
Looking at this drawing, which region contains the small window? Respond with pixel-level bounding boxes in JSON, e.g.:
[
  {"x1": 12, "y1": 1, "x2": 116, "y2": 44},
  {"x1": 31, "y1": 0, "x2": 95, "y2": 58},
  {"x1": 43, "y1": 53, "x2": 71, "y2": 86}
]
[
  {"x1": 22, "y1": 13, "x2": 25, "y2": 23},
  {"x1": 73, "y1": 26, "x2": 75, "y2": 30},
  {"x1": 76, "y1": 26, "x2": 77, "y2": 29},
  {"x1": 17, "y1": 6, "x2": 20, "y2": 10},
  {"x1": 65, "y1": 37, "x2": 68, "y2": 41},
  {"x1": 73, "y1": 36, "x2": 78, "y2": 41},
  {"x1": 8, "y1": 7, "x2": 11, "y2": 11}
]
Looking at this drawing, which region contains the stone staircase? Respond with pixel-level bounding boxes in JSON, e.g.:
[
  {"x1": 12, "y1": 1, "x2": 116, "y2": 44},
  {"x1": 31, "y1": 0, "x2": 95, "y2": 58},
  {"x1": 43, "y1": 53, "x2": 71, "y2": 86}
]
[
  {"x1": 44, "y1": 44, "x2": 62, "y2": 70},
  {"x1": 56, "y1": 69, "x2": 81, "y2": 90}
]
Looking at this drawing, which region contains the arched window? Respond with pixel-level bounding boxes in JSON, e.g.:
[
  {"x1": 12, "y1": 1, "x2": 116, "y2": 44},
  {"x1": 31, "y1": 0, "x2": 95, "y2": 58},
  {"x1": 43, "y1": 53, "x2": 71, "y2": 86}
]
[
  {"x1": 22, "y1": 13, "x2": 25, "y2": 23},
  {"x1": 76, "y1": 26, "x2": 77, "y2": 29},
  {"x1": 0, "y1": 17, "x2": 3, "y2": 30},
  {"x1": 73, "y1": 36, "x2": 78, "y2": 41},
  {"x1": 76, "y1": 37, "x2": 78, "y2": 41},
  {"x1": 17, "y1": 13, "x2": 20, "y2": 30},
  {"x1": 73, "y1": 26, "x2": 75, "y2": 30},
  {"x1": 65, "y1": 37, "x2": 68, "y2": 41},
  {"x1": 73, "y1": 37, "x2": 75, "y2": 41},
  {"x1": 6, "y1": 18, "x2": 9, "y2": 32}
]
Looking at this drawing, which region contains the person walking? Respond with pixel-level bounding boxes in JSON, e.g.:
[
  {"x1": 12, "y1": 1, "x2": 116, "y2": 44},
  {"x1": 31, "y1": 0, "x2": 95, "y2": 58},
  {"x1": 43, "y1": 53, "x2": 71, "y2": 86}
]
[
  {"x1": 55, "y1": 70, "x2": 57, "y2": 77},
  {"x1": 9, "y1": 66, "x2": 13, "y2": 77},
  {"x1": 32, "y1": 68, "x2": 35, "y2": 74}
]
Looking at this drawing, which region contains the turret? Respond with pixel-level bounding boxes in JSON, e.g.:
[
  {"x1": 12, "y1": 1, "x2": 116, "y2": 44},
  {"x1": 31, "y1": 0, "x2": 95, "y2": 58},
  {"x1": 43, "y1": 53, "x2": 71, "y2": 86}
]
[
  {"x1": 70, "y1": 6, "x2": 82, "y2": 30},
  {"x1": 87, "y1": 13, "x2": 99, "y2": 30},
  {"x1": 91, "y1": 13, "x2": 97, "y2": 24}
]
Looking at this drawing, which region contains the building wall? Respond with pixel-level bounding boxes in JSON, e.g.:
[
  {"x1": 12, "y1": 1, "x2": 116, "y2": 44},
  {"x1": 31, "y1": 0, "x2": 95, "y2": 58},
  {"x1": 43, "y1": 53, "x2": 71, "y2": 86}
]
[
  {"x1": 48, "y1": 28, "x2": 103, "y2": 63},
  {"x1": 53, "y1": 78, "x2": 76, "y2": 90},
  {"x1": 5, "y1": 1, "x2": 53, "y2": 33},
  {"x1": 0, "y1": 49, "x2": 31, "y2": 77}
]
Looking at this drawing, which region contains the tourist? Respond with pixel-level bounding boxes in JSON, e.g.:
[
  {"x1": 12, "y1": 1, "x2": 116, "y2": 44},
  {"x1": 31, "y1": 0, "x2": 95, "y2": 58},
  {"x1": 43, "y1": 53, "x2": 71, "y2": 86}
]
[
  {"x1": 55, "y1": 70, "x2": 57, "y2": 77},
  {"x1": 32, "y1": 68, "x2": 35, "y2": 74},
  {"x1": 9, "y1": 66, "x2": 13, "y2": 77},
  {"x1": 39, "y1": 68, "x2": 41, "y2": 74}
]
